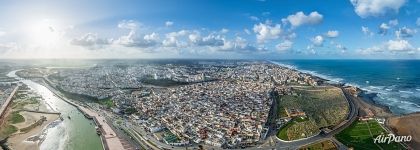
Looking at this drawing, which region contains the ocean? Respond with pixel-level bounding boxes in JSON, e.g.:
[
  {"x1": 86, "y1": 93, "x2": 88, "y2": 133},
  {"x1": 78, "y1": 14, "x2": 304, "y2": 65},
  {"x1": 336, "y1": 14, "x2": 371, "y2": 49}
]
[{"x1": 272, "y1": 60, "x2": 420, "y2": 115}]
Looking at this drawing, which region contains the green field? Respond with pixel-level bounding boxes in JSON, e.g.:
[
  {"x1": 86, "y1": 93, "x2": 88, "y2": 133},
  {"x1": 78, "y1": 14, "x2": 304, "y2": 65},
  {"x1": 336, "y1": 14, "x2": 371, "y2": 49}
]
[
  {"x1": 278, "y1": 86, "x2": 349, "y2": 128},
  {"x1": 277, "y1": 117, "x2": 319, "y2": 141},
  {"x1": 277, "y1": 120, "x2": 295, "y2": 140},
  {"x1": 97, "y1": 97, "x2": 114, "y2": 109},
  {"x1": 335, "y1": 120, "x2": 405, "y2": 150},
  {"x1": 8, "y1": 111, "x2": 25, "y2": 124},
  {"x1": 277, "y1": 86, "x2": 349, "y2": 140},
  {"x1": 0, "y1": 125, "x2": 18, "y2": 139}
]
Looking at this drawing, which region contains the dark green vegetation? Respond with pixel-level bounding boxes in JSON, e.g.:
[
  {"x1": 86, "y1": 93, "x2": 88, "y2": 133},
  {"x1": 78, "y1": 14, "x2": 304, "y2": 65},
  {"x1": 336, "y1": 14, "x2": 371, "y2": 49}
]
[
  {"x1": 139, "y1": 77, "x2": 189, "y2": 87},
  {"x1": 278, "y1": 107, "x2": 288, "y2": 118},
  {"x1": 97, "y1": 98, "x2": 114, "y2": 109},
  {"x1": 335, "y1": 120, "x2": 405, "y2": 150},
  {"x1": 277, "y1": 117, "x2": 319, "y2": 141},
  {"x1": 277, "y1": 119, "x2": 294, "y2": 140},
  {"x1": 124, "y1": 107, "x2": 137, "y2": 115},
  {"x1": 0, "y1": 125, "x2": 18, "y2": 138},
  {"x1": 277, "y1": 86, "x2": 349, "y2": 140},
  {"x1": 279, "y1": 86, "x2": 348, "y2": 127},
  {"x1": 8, "y1": 111, "x2": 25, "y2": 124},
  {"x1": 162, "y1": 130, "x2": 180, "y2": 143},
  {"x1": 299, "y1": 140, "x2": 338, "y2": 150},
  {"x1": 55, "y1": 84, "x2": 100, "y2": 101}
]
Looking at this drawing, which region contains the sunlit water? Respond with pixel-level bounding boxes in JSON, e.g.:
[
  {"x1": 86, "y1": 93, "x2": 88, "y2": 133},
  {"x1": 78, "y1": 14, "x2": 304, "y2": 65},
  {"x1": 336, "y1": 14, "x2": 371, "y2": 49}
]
[{"x1": 7, "y1": 70, "x2": 103, "y2": 150}]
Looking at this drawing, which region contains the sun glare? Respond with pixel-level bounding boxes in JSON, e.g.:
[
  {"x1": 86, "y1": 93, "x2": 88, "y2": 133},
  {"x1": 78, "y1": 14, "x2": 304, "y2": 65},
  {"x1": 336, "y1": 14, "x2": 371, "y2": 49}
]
[{"x1": 27, "y1": 19, "x2": 62, "y2": 48}]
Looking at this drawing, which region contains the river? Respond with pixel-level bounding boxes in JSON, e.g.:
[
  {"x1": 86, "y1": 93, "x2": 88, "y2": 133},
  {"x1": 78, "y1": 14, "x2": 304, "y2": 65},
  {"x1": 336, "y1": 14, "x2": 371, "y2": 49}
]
[{"x1": 7, "y1": 70, "x2": 103, "y2": 150}]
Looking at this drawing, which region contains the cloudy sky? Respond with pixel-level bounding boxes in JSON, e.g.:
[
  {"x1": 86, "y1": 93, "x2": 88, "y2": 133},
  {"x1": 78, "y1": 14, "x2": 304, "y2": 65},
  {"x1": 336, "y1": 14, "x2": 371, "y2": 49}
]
[{"x1": 0, "y1": 0, "x2": 420, "y2": 59}]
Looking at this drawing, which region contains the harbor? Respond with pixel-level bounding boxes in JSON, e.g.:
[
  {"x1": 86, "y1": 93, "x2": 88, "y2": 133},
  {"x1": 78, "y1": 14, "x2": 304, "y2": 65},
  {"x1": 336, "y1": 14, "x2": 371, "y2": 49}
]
[{"x1": 6, "y1": 70, "x2": 104, "y2": 150}]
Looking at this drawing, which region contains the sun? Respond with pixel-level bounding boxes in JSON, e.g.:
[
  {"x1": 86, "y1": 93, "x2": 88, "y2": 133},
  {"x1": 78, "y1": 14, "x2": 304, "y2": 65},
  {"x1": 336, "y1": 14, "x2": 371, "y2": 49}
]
[{"x1": 26, "y1": 19, "x2": 62, "y2": 48}]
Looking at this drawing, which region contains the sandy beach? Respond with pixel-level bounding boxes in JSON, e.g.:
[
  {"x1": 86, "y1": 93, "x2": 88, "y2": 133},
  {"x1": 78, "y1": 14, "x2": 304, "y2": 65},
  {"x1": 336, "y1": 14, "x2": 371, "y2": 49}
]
[{"x1": 7, "y1": 111, "x2": 59, "y2": 150}]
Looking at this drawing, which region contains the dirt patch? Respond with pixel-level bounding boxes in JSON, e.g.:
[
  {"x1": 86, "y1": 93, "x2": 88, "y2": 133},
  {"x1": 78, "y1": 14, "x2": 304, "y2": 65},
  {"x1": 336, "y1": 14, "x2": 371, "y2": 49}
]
[{"x1": 387, "y1": 113, "x2": 420, "y2": 149}]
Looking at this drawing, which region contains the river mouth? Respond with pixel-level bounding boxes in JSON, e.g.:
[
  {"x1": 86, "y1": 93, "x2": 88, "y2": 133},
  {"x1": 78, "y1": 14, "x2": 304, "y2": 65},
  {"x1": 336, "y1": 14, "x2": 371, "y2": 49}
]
[{"x1": 7, "y1": 70, "x2": 103, "y2": 150}]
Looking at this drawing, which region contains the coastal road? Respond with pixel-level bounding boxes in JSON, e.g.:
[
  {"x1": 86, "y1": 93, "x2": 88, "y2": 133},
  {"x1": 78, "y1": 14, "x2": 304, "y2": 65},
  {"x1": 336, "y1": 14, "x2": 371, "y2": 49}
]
[{"x1": 102, "y1": 113, "x2": 145, "y2": 150}]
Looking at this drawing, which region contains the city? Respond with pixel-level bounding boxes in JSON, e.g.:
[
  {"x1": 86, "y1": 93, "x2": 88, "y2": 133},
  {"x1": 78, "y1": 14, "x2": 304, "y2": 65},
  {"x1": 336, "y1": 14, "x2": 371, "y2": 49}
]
[
  {"x1": 1, "y1": 59, "x2": 415, "y2": 150},
  {"x1": 1, "y1": 0, "x2": 420, "y2": 150}
]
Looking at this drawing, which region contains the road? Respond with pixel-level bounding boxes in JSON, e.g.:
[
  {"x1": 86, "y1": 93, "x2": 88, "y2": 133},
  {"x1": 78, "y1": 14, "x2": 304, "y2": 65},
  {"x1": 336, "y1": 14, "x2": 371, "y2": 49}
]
[{"x1": 255, "y1": 86, "x2": 359, "y2": 150}]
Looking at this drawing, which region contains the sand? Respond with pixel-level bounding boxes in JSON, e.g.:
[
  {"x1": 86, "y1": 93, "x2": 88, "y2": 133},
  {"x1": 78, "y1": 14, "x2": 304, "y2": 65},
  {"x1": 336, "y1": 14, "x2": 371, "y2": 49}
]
[
  {"x1": 7, "y1": 111, "x2": 59, "y2": 150},
  {"x1": 386, "y1": 113, "x2": 420, "y2": 149}
]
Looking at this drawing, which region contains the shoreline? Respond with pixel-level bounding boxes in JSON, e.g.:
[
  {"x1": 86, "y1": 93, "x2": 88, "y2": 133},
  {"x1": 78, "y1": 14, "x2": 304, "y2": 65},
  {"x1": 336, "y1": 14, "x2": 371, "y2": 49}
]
[
  {"x1": 267, "y1": 60, "x2": 396, "y2": 117},
  {"x1": 0, "y1": 85, "x2": 61, "y2": 150},
  {"x1": 38, "y1": 77, "x2": 125, "y2": 150},
  {"x1": 6, "y1": 70, "x2": 105, "y2": 150},
  {"x1": 8, "y1": 112, "x2": 59, "y2": 150},
  {"x1": 268, "y1": 60, "x2": 420, "y2": 148}
]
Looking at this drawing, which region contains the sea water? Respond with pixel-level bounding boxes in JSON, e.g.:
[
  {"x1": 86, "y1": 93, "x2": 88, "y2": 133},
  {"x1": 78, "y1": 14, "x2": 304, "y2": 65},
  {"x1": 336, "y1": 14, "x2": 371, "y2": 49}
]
[{"x1": 273, "y1": 60, "x2": 420, "y2": 115}]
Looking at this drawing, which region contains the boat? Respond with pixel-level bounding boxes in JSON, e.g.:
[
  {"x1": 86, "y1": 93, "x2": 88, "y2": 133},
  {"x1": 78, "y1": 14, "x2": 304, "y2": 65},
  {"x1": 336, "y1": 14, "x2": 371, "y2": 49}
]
[
  {"x1": 68, "y1": 116, "x2": 71, "y2": 119},
  {"x1": 95, "y1": 127, "x2": 101, "y2": 135}
]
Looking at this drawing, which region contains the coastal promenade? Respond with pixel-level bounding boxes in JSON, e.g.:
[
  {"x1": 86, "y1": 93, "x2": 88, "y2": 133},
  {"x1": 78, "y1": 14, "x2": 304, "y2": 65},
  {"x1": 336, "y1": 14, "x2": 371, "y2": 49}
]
[{"x1": 0, "y1": 86, "x2": 19, "y2": 125}]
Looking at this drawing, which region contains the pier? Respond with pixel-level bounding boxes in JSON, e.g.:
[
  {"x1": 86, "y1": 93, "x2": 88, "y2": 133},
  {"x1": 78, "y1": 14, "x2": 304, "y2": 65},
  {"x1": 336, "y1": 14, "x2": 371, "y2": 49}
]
[{"x1": 0, "y1": 86, "x2": 19, "y2": 125}]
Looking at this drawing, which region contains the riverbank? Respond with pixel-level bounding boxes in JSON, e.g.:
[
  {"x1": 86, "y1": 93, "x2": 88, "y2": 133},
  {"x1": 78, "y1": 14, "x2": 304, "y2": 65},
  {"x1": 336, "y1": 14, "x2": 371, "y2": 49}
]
[
  {"x1": 8, "y1": 112, "x2": 59, "y2": 150},
  {"x1": 7, "y1": 70, "x2": 104, "y2": 150},
  {"x1": 40, "y1": 77, "x2": 125, "y2": 150},
  {"x1": 0, "y1": 84, "x2": 61, "y2": 150}
]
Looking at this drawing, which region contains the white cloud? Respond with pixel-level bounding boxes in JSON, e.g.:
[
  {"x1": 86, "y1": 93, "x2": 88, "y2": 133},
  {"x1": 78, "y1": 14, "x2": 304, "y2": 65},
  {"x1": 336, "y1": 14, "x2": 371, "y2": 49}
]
[
  {"x1": 253, "y1": 22, "x2": 282, "y2": 43},
  {"x1": 325, "y1": 30, "x2": 339, "y2": 38},
  {"x1": 385, "y1": 39, "x2": 413, "y2": 51},
  {"x1": 359, "y1": 39, "x2": 415, "y2": 55},
  {"x1": 276, "y1": 40, "x2": 293, "y2": 51},
  {"x1": 115, "y1": 31, "x2": 160, "y2": 48},
  {"x1": 350, "y1": 0, "x2": 406, "y2": 18},
  {"x1": 188, "y1": 33, "x2": 224, "y2": 46},
  {"x1": 118, "y1": 20, "x2": 140, "y2": 30},
  {"x1": 358, "y1": 46, "x2": 383, "y2": 54},
  {"x1": 286, "y1": 11, "x2": 323, "y2": 28},
  {"x1": 220, "y1": 37, "x2": 267, "y2": 53},
  {"x1": 395, "y1": 27, "x2": 417, "y2": 38},
  {"x1": 162, "y1": 36, "x2": 178, "y2": 47},
  {"x1": 0, "y1": 31, "x2": 5, "y2": 37},
  {"x1": 70, "y1": 33, "x2": 111, "y2": 49},
  {"x1": 162, "y1": 30, "x2": 189, "y2": 47},
  {"x1": 165, "y1": 21, "x2": 174, "y2": 27},
  {"x1": 379, "y1": 23, "x2": 390, "y2": 35},
  {"x1": 311, "y1": 35, "x2": 324, "y2": 46},
  {"x1": 362, "y1": 26, "x2": 374, "y2": 36}
]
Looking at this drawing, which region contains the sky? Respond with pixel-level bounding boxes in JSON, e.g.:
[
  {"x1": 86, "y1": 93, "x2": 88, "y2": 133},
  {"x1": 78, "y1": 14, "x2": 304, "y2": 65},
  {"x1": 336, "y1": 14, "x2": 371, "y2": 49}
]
[{"x1": 0, "y1": 0, "x2": 420, "y2": 59}]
